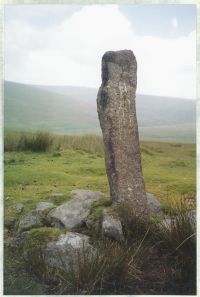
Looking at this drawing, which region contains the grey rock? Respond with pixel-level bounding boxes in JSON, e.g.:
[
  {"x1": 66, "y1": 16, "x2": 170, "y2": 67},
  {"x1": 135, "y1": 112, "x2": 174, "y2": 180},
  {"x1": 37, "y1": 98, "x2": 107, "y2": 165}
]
[
  {"x1": 160, "y1": 210, "x2": 196, "y2": 230},
  {"x1": 15, "y1": 203, "x2": 24, "y2": 213},
  {"x1": 70, "y1": 189, "x2": 104, "y2": 200},
  {"x1": 186, "y1": 210, "x2": 196, "y2": 224},
  {"x1": 160, "y1": 218, "x2": 172, "y2": 229},
  {"x1": 44, "y1": 232, "x2": 95, "y2": 271},
  {"x1": 36, "y1": 202, "x2": 54, "y2": 212},
  {"x1": 85, "y1": 216, "x2": 95, "y2": 230},
  {"x1": 9, "y1": 232, "x2": 29, "y2": 249},
  {"x1": 97, "y1": 50, "x2": 148, "y2": 216},
  {"x1": 102, "y1": 210, "x2": 124, "y2": 241},
  {"x1": 48, "y1": 189, "x2": 104, "y2": 229},
  {"x1": 146, "y1": 193, "x2": 163, "y2": 216},
  {"x1": 18, "y1": 210, "x2": 44, "y2": 232}
]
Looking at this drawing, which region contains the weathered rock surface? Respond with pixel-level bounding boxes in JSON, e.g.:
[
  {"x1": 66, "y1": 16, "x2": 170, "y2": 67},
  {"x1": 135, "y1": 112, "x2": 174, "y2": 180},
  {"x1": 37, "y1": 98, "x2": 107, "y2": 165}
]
[
  {"x1": 146, "y1": 193, "x2": 163, "y2": 216},
  {"x1": 8, "y1": 232, "x2": 29, "y2": 248},
  {"x1": 97, "y1": 50, "x2": 148, "y2": 216},
  {"x1": 18, "y1": 210, "x2": 44, "y2": 232},
  {"x1": 102, "y1": 210, "x2": 124, "y2": 241},
  {"x1": 85, "y1": 216, "x2": 95, "y2": 230},
  {"x1": 160, "y1": 218, "x2": 172, "y2": 229},
  {"x1": 44, "y1": 232, "x2": 95, "y2": 270},
  {"x1": 36, "y1": 202, "x2": 54, "y2": 212},
  {"x1": 48, "y1": 189, "x2": 104, "y2": 229}
]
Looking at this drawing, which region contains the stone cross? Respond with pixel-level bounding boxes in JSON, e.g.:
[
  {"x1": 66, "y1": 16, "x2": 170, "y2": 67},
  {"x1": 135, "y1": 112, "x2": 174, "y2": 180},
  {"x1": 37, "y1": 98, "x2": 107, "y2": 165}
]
[{"x1": 97, "y1": 50, "x2": 148, "y2": 216}]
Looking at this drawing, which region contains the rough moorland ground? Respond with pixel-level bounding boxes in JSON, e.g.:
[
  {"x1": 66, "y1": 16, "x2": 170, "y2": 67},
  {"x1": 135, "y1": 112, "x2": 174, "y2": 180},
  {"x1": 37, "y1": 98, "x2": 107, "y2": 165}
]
[
  {"x1": 4, "y1": 135, "x2": 196, "y2": 294},
  {"x1": 4, "y1": 141, "x2": 195, "y2": 222}
]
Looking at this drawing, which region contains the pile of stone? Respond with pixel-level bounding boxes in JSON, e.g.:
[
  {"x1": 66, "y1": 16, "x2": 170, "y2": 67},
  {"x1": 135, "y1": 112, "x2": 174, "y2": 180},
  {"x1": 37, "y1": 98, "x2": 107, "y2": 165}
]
[{"x1": 7, "y1": 189, "x2": 165, "y2": 271}]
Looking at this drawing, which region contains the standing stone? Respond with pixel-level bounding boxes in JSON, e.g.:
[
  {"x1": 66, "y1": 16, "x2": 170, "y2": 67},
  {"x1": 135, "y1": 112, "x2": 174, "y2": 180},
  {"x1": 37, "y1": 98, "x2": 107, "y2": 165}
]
[{"x1": 97, "y1": 50, "x2": 148, "y2": 216}]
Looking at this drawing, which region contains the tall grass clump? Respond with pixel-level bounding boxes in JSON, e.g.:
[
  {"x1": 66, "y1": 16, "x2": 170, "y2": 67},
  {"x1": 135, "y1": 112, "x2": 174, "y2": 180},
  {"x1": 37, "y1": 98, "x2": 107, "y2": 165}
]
[
  {"x1": 28, "y1": 131, "x2": 53, "y2": 152},
  {"x1": 113, "y1": 202, "x2": 151, "y2": 241},
  {"x1": 111, "y1": 199, "x2": 196, "y2": 294},
  {"x1": 23, "y1": 238, "x2": 144, "y2": 295},
  {"x1": 4, "y1": 130, "x2": 53, "y2": 152},
  {"x1": 157, "y1": 200, "x2": 196, "y2": 294},
  {"x1": 4, "y1": 130, "x2": 103, "y2": 154}
]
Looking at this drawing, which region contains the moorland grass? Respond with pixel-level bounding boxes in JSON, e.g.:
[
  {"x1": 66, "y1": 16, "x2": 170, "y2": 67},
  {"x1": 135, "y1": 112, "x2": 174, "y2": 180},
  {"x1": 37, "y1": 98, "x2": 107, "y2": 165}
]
[{"x1": 4, "y1": 131, "x2": 196, "y2": 221}]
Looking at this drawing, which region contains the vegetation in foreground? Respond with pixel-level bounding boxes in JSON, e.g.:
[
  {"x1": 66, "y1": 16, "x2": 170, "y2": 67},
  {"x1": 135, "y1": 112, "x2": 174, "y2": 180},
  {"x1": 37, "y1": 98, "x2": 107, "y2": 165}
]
[{"x1": 4, "y1": 130, "x2": 196, "y2": 294}]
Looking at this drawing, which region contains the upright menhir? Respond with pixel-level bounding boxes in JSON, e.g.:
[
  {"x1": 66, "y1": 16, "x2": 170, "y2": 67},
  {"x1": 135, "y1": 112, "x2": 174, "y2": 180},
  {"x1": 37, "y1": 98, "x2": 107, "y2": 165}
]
[{"x1": 97, "y1": 50, "x2": 148, "y2": 216}]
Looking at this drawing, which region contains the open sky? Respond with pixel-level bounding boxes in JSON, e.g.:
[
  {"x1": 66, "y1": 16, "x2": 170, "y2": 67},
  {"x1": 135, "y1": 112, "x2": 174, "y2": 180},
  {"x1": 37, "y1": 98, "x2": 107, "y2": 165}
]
[{"x1": 5, "y1": 4, "x2": 196, "y2": 99}]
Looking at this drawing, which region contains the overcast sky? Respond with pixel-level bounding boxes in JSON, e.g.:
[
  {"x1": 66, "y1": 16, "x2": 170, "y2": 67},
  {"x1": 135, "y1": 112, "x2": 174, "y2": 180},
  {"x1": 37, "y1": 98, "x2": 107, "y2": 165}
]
[{"x1": 5, "y1": 4, "x2": 196, "y2": 99}]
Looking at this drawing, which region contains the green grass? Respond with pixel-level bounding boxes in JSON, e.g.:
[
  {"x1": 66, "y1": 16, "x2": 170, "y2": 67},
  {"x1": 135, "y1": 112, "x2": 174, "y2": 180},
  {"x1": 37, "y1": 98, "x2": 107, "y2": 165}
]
[{"x1": 4, "y1": 134, "x2": 196, "y2": 222}]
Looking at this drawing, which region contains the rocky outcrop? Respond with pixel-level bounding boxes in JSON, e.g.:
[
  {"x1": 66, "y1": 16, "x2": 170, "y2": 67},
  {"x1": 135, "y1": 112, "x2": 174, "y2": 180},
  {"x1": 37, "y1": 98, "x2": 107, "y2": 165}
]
[
  {"x1": 102, "y1": 210, "x2": 124, "y2": 241},
  {"x1": 97, "y1": 50, "x2": 148, "y2": 216},
  {"x1": 18, "y1": 210, "x2": 44, "y2": 232},
  {"x1": 48, "y1": 189, "x2": 104, "y2": 229},
  {"x1": 44, "y1": 232, "x2": 95, "y2": 271},
  {"x1": 146, "y1": 193, "x2": 163, "y2": 216},
  {"x1": 8, "y1": 232, "x2": 29, "y2": 248},
  {"x1": 36, "y1": 202, "x2": 54, "y2": 212}
]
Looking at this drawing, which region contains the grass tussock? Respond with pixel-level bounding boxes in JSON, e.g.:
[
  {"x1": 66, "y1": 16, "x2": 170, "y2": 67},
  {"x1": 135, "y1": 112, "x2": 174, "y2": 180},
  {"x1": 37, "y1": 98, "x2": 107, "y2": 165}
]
[
  {"x1": 5, "y1": 130, "x2": 53, "y2": 152},
  {"x1": 157, "y1": 200, "x2": 196, "y2": 294},
  {"x1": 22, "y1": 236, "x2": 145, "y2": 295},
  {"x1": 4, "y1": 129, "x2": 104, "y2": 155}
]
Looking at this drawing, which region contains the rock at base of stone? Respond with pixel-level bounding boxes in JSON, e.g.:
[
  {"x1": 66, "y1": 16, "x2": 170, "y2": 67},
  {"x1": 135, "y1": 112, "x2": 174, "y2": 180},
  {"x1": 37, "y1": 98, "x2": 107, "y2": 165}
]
[
  {"x1": 36, "y1": 202, "x2": 55, "y2": 212},
  {"x1": 18, "y1": 210, "x2": 44, "y2": 232},
  {"x1": 44, "y1": 232, "x2": 95, "y2": 271},
  {"x1": 8, "y1": 232, "x2": 29, "y2": 249},
  {"x1": 160, "y1": 218, "x2": 172, "y2": 229},
  {"x1": 160, "y1": 209, "x2": 196, "y2": 230},
  {"x1": 186, "y1": 210, "x2": 196, "y2": 224},
  {"x1": 102, "y1": 210, "x2": 124, "y2": 241},
  {"x1": 146, "y1": 193, "x2": 163, "y2": 216},
  {"x1": 47, "y1": 189, "x2": 104, "y2": 229}
]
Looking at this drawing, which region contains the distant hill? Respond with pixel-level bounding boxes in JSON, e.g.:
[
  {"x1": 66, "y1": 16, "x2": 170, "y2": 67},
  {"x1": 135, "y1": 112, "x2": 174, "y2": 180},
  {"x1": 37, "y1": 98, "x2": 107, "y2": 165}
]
[{"x1": 4, "y1": 81, "x2": 196, "y2": 143}]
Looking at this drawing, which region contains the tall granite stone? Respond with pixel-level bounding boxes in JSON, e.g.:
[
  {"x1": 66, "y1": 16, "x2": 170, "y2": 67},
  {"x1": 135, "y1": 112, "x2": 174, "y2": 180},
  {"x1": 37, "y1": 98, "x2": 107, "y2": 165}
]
[{"x1": 97, "y1": 50, "x2": 148, "y2": 216}]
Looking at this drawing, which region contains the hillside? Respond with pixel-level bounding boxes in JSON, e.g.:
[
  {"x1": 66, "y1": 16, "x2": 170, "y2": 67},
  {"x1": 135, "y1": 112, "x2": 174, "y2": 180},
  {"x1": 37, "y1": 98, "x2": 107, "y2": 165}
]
[{"x1": 4, "y1": 81, "x2": 196, "y2": 142}]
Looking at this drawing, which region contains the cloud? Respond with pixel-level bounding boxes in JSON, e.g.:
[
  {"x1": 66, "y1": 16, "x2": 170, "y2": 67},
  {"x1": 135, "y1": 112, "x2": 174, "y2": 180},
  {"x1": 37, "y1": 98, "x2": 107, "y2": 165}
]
[
  {"x1": 5, "y1": 5, "x2": 196, "y2": 98},
  {"x1": 171, "y1": 17, "x2": 178, "y2": 29}
]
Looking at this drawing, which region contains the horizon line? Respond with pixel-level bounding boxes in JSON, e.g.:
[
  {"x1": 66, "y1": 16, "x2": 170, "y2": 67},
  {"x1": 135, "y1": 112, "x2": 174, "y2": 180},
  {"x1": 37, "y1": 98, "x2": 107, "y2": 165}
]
[{"x1": 4, "y1": 79, "x2": 196, "y2": 101}]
